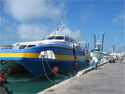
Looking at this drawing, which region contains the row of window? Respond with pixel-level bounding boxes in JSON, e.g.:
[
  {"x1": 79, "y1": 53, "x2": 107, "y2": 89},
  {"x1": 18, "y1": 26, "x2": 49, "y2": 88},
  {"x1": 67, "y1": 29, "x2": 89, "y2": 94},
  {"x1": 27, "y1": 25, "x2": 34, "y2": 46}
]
[
  {"x1": 58, "y1": 47, "x2": 85, "y2": 56},
  {"x1": 44, "y1": 36, "x2": 76, "y2": 43},
  {"x1": 18, "y1": 45, "x2": 36, "y2": 49},
  {"x1": 58, "y1": 47, "x2": 73, "y2": 55},
  {"x1": 43, "y1": 47, "x2": 85, "y2": 56},
  {"x1": 76, "y1": 50, "x2": 85, "y2": 56}
]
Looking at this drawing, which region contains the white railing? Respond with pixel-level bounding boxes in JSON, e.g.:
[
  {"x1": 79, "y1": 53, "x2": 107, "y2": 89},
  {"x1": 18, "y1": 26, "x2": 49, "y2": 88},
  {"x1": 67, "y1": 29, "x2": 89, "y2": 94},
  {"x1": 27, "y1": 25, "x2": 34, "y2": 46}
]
[{"x1": 0, "y1": 46, "x2": 12, "y2": 49}]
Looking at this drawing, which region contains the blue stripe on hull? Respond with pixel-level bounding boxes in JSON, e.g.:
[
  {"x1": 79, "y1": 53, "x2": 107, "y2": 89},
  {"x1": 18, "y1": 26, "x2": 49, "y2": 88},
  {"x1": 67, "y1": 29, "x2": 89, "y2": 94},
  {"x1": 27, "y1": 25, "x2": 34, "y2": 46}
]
[{"x1": 18, "y1": 59, "x2": 89, "y2": 76}]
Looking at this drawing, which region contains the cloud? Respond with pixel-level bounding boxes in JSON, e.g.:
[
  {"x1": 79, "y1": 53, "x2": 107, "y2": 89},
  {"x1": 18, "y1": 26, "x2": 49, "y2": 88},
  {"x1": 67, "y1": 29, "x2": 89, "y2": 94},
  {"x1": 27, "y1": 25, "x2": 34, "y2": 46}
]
[
  {"x1": 81, "y1": 4, "x2": 94, "y2": 23},
  {"x1": 0, "y1": 16, "x2": 49, "y2": 44},
  {"x1": 0, "y1": 16, "x2": 18, "y2": 36},
  {"x1": 113, "y1": 11, "x2": 125, "y2": 26},
  {"x1": 0, "y1": 16, "x2": 9, "y2": 26},
  {"x1": 0, "y1": 34, "x2": 8, "y2": 45},
  {"x1": 51, "y1": 26, "x2": 83, "y2": 42},
  {"x1": 70, "y1": 29, "x2": 83, "y2": 41},
  {"x1": 62, "y1": 28, "x2": 83, "y2": 41},
  {"x1": 0, "y1": 16, "x2": 18, "y2": 45},
  {"x1": 4, "y1": 0, "x2": 64, "y2": 22},
  {"x1": 17, "y1": 24, "x2": 48, "y2": 41}
]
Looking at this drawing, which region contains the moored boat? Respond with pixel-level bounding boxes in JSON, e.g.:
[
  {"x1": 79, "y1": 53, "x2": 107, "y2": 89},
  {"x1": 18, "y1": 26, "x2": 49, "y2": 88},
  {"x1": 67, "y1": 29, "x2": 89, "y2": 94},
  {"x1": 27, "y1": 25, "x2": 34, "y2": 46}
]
[
  {"x1": 0, "y1": 23, "x2": 90, "y2": 76},
  {"x1": 90, "y1": 33, "x2": 105, "y2": 60}
]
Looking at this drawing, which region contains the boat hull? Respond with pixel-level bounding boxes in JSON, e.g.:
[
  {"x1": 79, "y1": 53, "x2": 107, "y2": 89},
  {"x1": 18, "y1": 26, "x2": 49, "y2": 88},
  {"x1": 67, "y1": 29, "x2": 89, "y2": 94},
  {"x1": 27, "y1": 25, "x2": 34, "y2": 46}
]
[
  {"x1": 18, "y1": 56, "x2": 90, "y2": 76},
  {"x1": 90, "y1": 52, "x2": 104, "y2": 60},
  {"x1": 0, "y1": 60, "x2": 26, "y2": 73},
  {"x1": 0, "y1": 44, "x2": 90, "y2": 76}
]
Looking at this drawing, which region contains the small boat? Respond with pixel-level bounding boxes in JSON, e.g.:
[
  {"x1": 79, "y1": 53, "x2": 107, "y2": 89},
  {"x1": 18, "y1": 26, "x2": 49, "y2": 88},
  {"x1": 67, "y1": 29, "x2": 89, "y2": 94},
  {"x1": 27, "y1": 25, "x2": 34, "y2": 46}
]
[
  {"x1": 90, "y1": 33, "x2": 105, "y2": 60},
  {"x1": 90, "y1": 44, "x2": 104, "y2": 60},
  {"x1": 0, "y1": 23, "x2": 90, "y2": 76}
]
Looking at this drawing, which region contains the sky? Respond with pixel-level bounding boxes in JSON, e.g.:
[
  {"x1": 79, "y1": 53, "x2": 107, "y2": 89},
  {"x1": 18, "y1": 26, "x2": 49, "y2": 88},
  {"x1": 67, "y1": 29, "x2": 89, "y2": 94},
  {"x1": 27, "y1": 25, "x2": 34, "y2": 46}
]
[{"x1": 0, "y1": 0, "x2": 124, "y2": 52}]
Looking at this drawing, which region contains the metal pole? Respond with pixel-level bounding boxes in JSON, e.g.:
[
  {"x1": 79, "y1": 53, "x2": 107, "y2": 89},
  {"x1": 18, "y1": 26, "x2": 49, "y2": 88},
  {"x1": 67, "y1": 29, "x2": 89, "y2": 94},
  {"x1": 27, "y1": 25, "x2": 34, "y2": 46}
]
[
  {"x1": 102, "y1": 33, "x2": 105, "y2": 51},
  {"x1": 94, "y1": 33, "x2": 96, "y2": 48}
]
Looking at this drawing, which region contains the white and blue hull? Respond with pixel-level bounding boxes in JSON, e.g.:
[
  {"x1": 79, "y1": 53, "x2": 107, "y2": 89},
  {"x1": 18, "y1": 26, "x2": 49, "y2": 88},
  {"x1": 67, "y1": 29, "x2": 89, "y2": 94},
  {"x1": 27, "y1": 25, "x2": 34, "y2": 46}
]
[{"x1": 90, "y1": 52, "x2": 104, "y2": 60}]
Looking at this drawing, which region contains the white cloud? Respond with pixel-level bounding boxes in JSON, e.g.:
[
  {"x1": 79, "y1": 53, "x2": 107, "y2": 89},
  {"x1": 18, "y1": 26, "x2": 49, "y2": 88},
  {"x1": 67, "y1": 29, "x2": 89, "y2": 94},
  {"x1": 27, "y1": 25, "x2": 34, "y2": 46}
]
[
  {"x1": 17, "y1": 24, "x2": 48, "y2": 41},
  {"x1": 0, "y1": 16, "x2": 17, "y2": 45},
  {"x1": 0, "y1": 16, "x2": 16, "y2": 31},
  {"x1": 81, "y1": 4, "x2": 94, "y2": 23},
  {"x1": 0, "y1": 16, "x2": 49, "y2": 44},
  {"x1": 113, "y1": 11, "x2": 125, "y2": 26},
  {"x1": 51, "y1": 26, "x2": 83, "y2": 41},
  {"x1": 0, "y1": 16, "x2": 9, "y2": 26},
  {"x1": 70, "y1": 29, "x2": 83, "y2": 41},
  {"x1": 62, "y1": 28, "x2": 83, "y2": 41},
  {"x1": 4, "y1": 0, "x2": 64, "y2": 22}
]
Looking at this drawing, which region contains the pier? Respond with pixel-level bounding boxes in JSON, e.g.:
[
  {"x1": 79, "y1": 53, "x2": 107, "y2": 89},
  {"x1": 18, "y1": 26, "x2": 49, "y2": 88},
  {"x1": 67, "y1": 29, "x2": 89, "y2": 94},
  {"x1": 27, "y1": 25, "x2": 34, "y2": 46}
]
[{"x1": 38, "y1": 61, "x2": 125, "y2": 94}]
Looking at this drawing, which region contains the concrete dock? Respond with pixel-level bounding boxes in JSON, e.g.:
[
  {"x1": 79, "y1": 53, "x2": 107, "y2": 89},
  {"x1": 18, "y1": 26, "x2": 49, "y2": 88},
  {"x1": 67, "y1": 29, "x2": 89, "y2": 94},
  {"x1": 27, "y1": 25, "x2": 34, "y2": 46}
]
[{"x1": 39, "y1": 61, "x2": 125, "y2": 94}]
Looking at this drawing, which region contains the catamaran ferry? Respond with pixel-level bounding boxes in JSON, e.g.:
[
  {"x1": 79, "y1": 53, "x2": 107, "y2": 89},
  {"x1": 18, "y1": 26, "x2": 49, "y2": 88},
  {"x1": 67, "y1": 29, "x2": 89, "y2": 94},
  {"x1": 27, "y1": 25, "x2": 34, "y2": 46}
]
[{"x1": 0, "y1": 23, "x2": 90, "y2": 76}]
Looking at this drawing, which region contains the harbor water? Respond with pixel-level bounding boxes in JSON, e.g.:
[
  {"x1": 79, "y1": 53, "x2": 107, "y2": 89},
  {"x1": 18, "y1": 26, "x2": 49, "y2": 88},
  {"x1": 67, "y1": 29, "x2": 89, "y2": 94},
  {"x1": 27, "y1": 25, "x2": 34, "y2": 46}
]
[{"x1": 3, "y1": 62, "x2": 95, "y2": 94}]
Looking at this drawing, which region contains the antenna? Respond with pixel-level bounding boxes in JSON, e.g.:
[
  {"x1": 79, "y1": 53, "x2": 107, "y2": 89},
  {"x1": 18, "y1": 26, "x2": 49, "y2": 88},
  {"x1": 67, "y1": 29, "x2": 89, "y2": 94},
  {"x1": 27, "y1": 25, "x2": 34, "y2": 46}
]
[
  {"x1": 59, "y1": 20, "x2": 65, "y2": 32},
  {"x1": 56, "y1": 20, "x2": 67, "y2": 35}
]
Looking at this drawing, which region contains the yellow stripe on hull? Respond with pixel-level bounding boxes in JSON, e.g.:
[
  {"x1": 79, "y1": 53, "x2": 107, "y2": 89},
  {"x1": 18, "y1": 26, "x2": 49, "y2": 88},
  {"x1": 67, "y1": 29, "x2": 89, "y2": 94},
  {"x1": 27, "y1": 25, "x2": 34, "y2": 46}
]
[
  {"x1": 56, "y1": 55, "x2": 74, "y2": 60},
  {"x1": 56, "y1": 55, "x2": 85, "y2": 61},
  {"x1": 0, "y1": 53, "x2": 87, "y2": 61},
  {"x1": 0, "y1": 53, "x2": 40, "y2": 58}
]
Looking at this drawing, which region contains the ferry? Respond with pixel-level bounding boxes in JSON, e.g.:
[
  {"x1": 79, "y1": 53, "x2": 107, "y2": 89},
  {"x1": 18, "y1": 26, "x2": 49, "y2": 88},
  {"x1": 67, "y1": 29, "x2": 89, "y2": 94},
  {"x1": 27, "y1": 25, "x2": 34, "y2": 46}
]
[{"x1": 0, "y1": 23, "x2": 90, "y2": 76}]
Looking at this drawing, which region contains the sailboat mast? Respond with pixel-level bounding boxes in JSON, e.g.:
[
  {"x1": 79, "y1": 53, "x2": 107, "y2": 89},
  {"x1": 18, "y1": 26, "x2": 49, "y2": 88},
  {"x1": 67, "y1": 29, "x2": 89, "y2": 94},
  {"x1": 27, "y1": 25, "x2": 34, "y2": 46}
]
[{"x1": 113, "y1": 45, "x2": 115, "y2": 52}]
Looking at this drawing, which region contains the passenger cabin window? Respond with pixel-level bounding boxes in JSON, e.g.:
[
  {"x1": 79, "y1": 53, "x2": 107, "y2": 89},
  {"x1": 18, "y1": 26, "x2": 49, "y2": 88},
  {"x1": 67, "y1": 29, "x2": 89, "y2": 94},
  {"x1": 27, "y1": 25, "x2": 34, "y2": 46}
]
[
  {"x1": 58, "y1": 47, "x2": 73, "y2": 55},
  {"x1": 65, "y1": 37, "x2": 70, "y2": 42},
  {"x1": 55, "y1": 36, "x2": 64, "y2": 40},
  {"x1": 92, "y1": 49, "x2": 99, "y2": 52},
  {"x1": 65, "y1": 36, "x2": 76, "y2": 43},
  {"x1": 27, "y1": 45, "x2": 36, "y2": 48},
  {"x1": 47, "y1": 36, "x2": 55, "y2": 40},
  {"x1": 19, "y1": 45, "x2": 27, "y2": 49}
]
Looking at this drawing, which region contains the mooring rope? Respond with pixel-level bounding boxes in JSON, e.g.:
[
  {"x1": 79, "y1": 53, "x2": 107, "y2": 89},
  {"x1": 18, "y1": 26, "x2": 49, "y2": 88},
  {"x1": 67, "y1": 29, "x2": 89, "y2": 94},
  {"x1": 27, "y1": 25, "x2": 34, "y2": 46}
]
[
  {"x1": 41, "y1": 58, "x2": 54, "y2": 82},
  {"x1": 44, "y1": 58, "x2": 67, "y2": 79}
]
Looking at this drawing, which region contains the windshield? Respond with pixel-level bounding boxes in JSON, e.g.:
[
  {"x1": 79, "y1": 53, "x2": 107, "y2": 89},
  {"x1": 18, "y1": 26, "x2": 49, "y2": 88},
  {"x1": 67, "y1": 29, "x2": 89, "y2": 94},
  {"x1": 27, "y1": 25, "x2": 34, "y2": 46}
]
[
  {"x1": 47, "y1": 36, "x2": 55, "y2": 40},
  {"x1": 45, "y1": 36, "x2": 64, "y2": 40},
  {"x1": 27, "y1": 45, "x2": 36, "y2": 48},
  {"x1": 19, "y1": 45, "x2": 27, "y2": 49},
  {"x1": 55, "y1": 36, "x2": 64, "y2": 40},
  {"x1": 92, "y1": 49, "x2": 99, "y2": 52}
]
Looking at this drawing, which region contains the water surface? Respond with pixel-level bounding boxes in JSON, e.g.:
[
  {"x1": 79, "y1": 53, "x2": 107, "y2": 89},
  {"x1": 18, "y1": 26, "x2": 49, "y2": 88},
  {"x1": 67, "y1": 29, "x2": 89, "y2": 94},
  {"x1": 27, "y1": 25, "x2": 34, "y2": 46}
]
[{"x1": 5, "y1": 63, "x2": 91, "y2": 94}]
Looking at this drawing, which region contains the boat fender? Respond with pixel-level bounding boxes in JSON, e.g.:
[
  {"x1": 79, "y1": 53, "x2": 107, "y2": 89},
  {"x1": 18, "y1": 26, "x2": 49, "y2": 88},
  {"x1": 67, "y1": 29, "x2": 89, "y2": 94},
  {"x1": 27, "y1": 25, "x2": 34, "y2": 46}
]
[
  {"x1": 86, "y1": 60, "x2": 90, "y2": 63},
  {"x1": 73, "y1": 62, "x2": 78, "y2": 67},
  {"x1": 53, "y1": 66, "x2": 59, "y2": 73}
]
